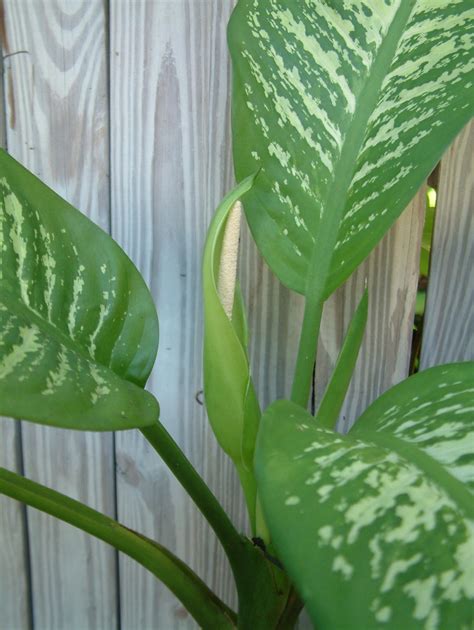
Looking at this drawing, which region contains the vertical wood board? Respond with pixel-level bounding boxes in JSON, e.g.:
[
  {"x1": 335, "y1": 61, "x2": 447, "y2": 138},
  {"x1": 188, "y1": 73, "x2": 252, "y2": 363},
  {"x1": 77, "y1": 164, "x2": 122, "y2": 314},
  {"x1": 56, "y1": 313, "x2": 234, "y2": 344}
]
[
  {"x1": 2, "y1": 2, "x2": 117, "y2": 628},
  {"x1": 0, "y1": 416, "x2": 31, "y2": 630},
  {"x1": 0, "y1": 14, "x2": 31, "y2": 627},
  {"x1": 110, "y1": 2, "x2": 240, "y2": 628},
  {"x1": 421, "y1": 121, "x2": 473, "y2": 368},
  {"x1": 240, "y1": 224, "x2": 305, "y2": 410}
]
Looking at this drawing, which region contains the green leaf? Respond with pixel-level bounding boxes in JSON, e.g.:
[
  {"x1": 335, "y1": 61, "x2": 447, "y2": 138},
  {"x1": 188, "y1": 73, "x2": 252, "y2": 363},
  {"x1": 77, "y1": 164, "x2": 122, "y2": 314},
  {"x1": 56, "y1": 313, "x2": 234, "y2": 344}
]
[
  {"x1": 0, "y1": 150, "x2": 159, "y2": 431},
  {"x1": 352, "y1": 362, "x2": 474, "y2": 493},
  {"x1": 316, "y1": 288, "x2": 368, "y2": 430},
  {"x1": 202, "y1": 176, "x2": 261, "y2": 528},
  {"x1": 229, "y1": 1, "x2": 474, "y2": 296},
  {"x1": 255, "y1": 363, "x2": 474, "y2": 629}
]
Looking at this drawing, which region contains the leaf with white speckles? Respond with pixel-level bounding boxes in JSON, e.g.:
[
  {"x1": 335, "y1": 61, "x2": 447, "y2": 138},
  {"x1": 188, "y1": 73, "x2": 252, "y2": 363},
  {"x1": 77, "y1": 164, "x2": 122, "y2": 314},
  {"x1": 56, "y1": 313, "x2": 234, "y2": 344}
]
[
  {"x1": 353, "y1": 362, "x2": 474, "y2": 492},
  {"x1": 229, "y1": 0, "x2": 474, "y2": 295},
  {"x1": 255, "y1": 362, "x2": 474, "y2": 628},
  {"x1": 0, "y1": 150, "x2": 159, "y2": 431}
]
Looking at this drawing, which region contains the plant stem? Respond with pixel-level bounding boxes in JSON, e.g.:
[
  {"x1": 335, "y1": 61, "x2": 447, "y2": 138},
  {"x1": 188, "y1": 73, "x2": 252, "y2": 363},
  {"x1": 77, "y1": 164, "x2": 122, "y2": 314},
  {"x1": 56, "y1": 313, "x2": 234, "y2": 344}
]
[
  {"x1": 140, "y1": 423, "x2": 301, "y2": 628},
  {"x1": 140, "y1": 422, "x2": 244, "y2": 572},
  {"x1": 290, "y1": 292, "x2": 324, "y2": 408},
  {"x1": 290, "y1": 200, "x2": 338, "y2": 409},
  {"x1": 276, "y1": 587, "x2": 304, "y2": 629},
  {"x1": 0, "y1": 466, "x2": 237, "y2": 629},
  {"x1": 236, "y1": 462, "x2": 258, "y2": 535}
]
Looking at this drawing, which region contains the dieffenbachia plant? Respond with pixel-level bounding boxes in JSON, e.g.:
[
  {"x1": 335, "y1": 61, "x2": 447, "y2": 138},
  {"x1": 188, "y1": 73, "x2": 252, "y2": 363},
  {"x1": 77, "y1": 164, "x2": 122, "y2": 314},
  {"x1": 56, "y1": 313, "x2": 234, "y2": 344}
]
[{"x1": 1, "y1": 2, "x2": 473, "y2": 629}]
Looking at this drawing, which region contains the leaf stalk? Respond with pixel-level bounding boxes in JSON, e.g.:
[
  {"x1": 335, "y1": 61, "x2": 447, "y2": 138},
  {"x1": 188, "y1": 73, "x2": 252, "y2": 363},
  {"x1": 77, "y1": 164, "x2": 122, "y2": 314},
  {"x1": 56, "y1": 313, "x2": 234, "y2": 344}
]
[
  {"x1": 140, "y1": 422, "x2": 246, "y2": 576},
  {"x1": 0, "y1": 466, "x2": 237, "y2": 629}
]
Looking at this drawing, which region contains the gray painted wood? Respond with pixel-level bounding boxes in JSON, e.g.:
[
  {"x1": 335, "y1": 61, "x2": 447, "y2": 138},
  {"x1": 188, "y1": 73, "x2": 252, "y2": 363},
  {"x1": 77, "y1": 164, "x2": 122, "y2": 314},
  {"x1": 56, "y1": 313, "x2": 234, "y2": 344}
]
[
  {"x1": 0, "y1": 15, "x2": 31, "y2": 628},
  {"x1": 421, "y1": 121, "x2": 474, "y2": 368},
  {"x1": 0, "y1": 420, "x2": 31, "y2": 630},
  {"x1": 109, "y1": 2, "x2": 307, "y2": 626},
  {"x1": 240, "y1": 229, "x2": 305, "y2": 411},
  {"x1": 110, "y1": 2, "x2": 239, "y2": 627},
  {"x1": 2, "y1": 2, "x2": 117, "y2": 628},
  {"x1": 315, "y1": 188, "x2": 427, "y2": 432}
]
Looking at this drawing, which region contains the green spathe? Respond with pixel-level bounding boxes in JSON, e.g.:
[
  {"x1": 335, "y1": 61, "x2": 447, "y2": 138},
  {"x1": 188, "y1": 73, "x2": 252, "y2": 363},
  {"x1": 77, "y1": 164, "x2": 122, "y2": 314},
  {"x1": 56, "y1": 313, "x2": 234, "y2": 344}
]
[{"x1": 202, "y1": 175, "x2": 261, "y2": 530}]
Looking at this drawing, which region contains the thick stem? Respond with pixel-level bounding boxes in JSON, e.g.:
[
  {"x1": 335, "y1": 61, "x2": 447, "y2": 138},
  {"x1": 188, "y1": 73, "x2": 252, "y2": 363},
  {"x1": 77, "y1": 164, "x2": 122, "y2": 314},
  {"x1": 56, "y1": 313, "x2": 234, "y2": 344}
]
[
  {"x1": 235, "y1": 543, "x2": 293, "y2": 630},
  {"x1": 290, "y1": 293, "x2": 324, "y2": 408},
  {"x1": 0, "y1": 466, "x2": 236, "y2": 629},
  {"x1": 290, "y1": 196, "x2": 337, "y2": 410},
  {"x1": 236, "y1": 462, "x2": 258, "y2": 535},
  {"x1": 276, "y1": 588, "x2": 304, "y2": 629},
  {"x1": 140, "y1": 422, "x2": 244, "y2": 573},
  {"x1": 140, "y1": 423, "x2": 303, "y2": 629}
]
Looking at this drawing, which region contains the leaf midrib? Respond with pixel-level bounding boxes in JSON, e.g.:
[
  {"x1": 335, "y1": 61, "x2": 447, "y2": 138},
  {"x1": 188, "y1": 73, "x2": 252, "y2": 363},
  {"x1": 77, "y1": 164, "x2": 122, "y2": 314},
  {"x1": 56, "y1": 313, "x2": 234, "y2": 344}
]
[
  {"x1": 354, "y1": 428, "x2": 474, "y2": 519},
  {"x1": 306, "y1": 1, "x2": 417, "y2": 296}
]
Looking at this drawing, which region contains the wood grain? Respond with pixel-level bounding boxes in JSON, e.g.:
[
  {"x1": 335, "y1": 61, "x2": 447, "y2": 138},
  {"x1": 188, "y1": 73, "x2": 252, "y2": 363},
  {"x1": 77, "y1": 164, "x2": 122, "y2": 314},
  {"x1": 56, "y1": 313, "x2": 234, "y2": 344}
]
[
  {"x1": 240, "y1": 223, "x2": 305, "y2": 410},
  {"x1": 421, "y1": 121, "x2": 473, "y2": 368},
  {"x1": 110, "y1": 2, "x2": 240, "y2": 627},
  {"x1": 0, "y1": 420, "x2": 31, "y2": 630},
  {"x1": 315, "y1": 188, "x2": 427, "y2": 432},
  {"x1": 2, "y1": 2, "x2": 117, "y2": 628},
  {"x1": 0, "y1": 22, "x2": 31, "y2": 629}
]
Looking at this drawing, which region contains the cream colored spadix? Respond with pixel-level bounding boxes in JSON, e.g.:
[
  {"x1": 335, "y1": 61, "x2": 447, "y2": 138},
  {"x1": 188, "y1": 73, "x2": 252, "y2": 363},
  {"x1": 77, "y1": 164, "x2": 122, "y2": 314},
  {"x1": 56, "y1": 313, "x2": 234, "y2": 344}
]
[{"x1": 217, "y1": 200, "x2": 242, "y2": 320}]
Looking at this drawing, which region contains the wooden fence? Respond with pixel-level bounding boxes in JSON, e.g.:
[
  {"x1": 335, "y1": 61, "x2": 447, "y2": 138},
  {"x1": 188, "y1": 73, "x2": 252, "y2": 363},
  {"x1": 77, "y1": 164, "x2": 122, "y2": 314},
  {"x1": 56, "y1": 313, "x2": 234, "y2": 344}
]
[{"x1": 0, "y1": 2, "x2": 472, "y2": 629}]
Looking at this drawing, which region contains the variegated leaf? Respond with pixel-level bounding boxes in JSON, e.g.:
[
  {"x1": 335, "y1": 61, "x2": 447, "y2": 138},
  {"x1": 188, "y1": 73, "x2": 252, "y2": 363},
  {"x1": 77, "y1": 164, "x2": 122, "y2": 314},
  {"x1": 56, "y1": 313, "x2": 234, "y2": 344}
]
[
  {"x1": 229, "y1": 0, "x2": 474, "y2": 295},
  {"x1": 352, "y1": 362, "x2": 474, "y2": 492},
  {"x1": 0, "y1": 150, "x2": 159, "y2": 431},
  {"x1": 255, "y1": 363, "x2": 474, "y2": 629}
]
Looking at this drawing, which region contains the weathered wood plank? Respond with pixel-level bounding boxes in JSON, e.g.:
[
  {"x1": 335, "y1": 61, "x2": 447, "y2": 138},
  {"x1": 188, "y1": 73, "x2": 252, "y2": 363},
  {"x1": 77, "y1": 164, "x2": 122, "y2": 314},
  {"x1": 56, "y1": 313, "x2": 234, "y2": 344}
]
[
  {"x1": 421, "y1": 121, "x2": 473, "y2": 368},
  {"x1": 240, "y1": 224, "x2": 305, "y2": 410},
  {"x1": 110, "y1": 2, "x2": 241, "y2": 627},
  {"x1": 2, "y1": 2, "x2": 117, "y2": 628},
  {"x1": 315, "y1": 188, "x2": 426, "y2": 432},
  {"x1": 0, "y1": 421, "x2": 31, "y2": 630},
  {"x1": 0, "y1": 15, "x2": 31, "y2": 628}
]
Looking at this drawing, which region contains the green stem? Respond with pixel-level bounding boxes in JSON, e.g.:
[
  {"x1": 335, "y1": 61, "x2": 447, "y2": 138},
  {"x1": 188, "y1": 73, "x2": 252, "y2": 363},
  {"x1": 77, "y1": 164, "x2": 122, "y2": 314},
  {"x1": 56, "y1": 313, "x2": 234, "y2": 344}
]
[
  {"x1": 236, "y1": 462, "x2": 258, "y2": 535},
  {"x1": 0, "y1": 466, "x2": 236, "y2": 629},
  {"x1": 290, "y1": 292, "x2": 324, "y2": 408},
  {"x1": 140, "y1": 422, "x2": 244, "y2": 573},
  {"x1": 140, "y1": 423, "x2": 298, "y2": 627},
  {"x1": 290, "y1": 191, "x2": 339, "y2": 409},
  {"x1": 276, "y1": 587, "x2": 304, "y2": 629}
]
